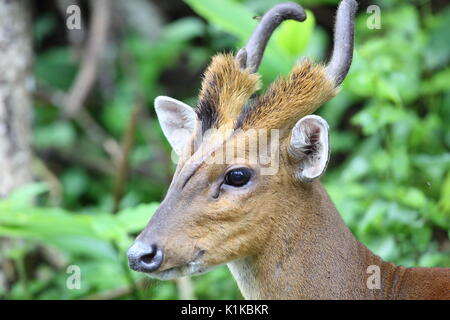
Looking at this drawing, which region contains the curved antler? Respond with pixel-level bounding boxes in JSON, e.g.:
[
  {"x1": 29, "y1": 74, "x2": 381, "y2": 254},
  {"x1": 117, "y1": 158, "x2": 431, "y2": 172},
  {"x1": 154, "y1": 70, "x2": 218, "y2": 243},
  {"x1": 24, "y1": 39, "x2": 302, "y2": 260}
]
[
  {"x1": 325, "y1": 0, "x2": 358, "y2": 86},
  {"x1": 236, "y1": 2, "x2": 307, "y2": 73}
]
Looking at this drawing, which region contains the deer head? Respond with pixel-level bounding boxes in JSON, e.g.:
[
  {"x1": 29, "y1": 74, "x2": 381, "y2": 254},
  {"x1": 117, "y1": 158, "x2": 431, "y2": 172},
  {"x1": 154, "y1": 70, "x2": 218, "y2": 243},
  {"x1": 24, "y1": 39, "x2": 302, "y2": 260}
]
[{"x1": 128, "y1": 0, "x2": 357, "y2": 280}]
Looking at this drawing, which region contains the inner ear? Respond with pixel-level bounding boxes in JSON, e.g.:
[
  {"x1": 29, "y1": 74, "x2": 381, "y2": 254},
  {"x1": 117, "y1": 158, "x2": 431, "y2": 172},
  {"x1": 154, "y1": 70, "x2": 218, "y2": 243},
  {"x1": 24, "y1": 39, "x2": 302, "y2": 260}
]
[
  {"x1": 288, "y1": 115, "x2": 330, "y2": 182},
  {"x1": 154, "y1": 96, "x2": 199, "y2": 156}
]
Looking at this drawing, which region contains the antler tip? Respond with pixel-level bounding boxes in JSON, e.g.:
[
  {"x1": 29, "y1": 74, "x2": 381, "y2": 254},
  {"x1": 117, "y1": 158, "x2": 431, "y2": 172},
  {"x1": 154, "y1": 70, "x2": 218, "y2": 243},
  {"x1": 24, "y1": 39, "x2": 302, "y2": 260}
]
[
  {"x1": 237, "y1": 1, "x2": 307, "y2": 73},
  {"x1": 274, "y1": 2, "x2": 307, "y2": 22},
  {"x1": 325, "y1": 0, "x2": 358, "y2": 86}
]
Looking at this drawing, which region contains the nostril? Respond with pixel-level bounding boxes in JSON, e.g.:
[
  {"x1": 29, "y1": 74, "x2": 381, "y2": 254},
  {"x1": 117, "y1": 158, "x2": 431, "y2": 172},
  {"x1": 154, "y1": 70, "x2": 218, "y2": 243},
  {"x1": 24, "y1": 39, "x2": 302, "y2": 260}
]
[
  {"x1": 141, "y1": 246, "x2": 156, "y2": 264},
  {"x1": 138, "y1": 244, "x2": 164, "y2": 272}
]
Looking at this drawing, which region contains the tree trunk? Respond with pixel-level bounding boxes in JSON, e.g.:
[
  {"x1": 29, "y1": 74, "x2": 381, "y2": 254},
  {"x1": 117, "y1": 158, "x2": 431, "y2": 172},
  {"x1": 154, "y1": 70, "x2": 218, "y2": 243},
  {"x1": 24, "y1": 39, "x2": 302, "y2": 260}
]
[
  {"x1": 0, "y1": 0, "x2": 32, "y2": 196},
  {"x1": 0, "y1": 0, "x2": 33, "y2": 292}
]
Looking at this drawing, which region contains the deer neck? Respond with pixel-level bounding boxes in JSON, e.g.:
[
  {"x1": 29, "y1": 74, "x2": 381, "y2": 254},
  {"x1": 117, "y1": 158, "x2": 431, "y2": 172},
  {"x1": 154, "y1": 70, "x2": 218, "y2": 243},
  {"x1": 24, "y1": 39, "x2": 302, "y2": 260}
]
[{"x1": 227, "y1": 181, "x2": 392, "y2": 299}]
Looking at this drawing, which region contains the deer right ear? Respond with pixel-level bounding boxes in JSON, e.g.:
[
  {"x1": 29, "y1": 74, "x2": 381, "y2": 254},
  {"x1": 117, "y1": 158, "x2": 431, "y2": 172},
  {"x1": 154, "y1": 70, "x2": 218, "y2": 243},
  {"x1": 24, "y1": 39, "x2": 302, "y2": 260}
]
[
  {"x1": 155, "y1": 96, "x2": 198, "y2": 155},
  {"x1": 288, "y1": 115, "x2": 330, "y2": 182}
]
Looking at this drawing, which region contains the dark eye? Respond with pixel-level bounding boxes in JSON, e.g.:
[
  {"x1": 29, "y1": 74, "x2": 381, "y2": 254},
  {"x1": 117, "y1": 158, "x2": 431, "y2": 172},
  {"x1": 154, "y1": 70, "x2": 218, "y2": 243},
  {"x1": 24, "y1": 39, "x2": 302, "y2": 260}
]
[{"x1": 224, "y1": 168, "x2": 252, "y2": 187}]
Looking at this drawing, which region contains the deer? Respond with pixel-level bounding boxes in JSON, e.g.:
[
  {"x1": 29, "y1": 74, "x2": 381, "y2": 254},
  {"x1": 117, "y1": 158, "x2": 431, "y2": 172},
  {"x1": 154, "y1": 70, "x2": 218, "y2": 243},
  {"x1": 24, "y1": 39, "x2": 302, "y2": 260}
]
[{"x1": 127, "y1": 0, "x2": 450, "y2": 299}]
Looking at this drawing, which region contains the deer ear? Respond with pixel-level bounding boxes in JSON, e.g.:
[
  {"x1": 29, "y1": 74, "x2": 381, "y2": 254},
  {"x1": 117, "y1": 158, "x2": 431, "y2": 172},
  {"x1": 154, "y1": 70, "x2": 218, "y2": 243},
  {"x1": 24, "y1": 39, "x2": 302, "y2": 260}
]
[
  {"x1": 155, "y1": 96, "x2": 198, "y2": 155},
  {"x1": 288, "y1": 115, "x2": 330, "y2": 182}
]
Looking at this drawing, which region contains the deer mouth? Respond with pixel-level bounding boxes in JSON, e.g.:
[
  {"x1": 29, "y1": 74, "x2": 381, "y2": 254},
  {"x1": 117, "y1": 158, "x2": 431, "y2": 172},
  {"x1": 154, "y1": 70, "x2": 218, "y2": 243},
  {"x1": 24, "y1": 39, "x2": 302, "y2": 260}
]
[
  {"x1": 146, "y1": 249, "x2": 212, "y2": 280},
  {"x1": 147, "y1": 260, "x2": 213, "y2": 280}
]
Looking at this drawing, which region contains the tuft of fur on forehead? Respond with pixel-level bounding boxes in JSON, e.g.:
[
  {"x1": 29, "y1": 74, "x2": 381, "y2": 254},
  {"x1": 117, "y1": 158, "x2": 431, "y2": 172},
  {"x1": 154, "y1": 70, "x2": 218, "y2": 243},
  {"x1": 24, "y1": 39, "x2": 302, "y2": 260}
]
[
  {"x1": 196, "y1": 53, "x2": 261, "y2": 132},
  {"x1": 237, "y1": 59, "x2": 338, "y2": 131}
]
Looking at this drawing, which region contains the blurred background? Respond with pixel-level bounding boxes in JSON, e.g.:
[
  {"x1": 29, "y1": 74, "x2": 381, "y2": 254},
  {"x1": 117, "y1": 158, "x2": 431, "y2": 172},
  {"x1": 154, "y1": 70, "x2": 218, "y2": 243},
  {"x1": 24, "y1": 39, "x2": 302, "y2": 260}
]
[{"x1": 0, "y1": 0, "x2": 449, "y2": 299}]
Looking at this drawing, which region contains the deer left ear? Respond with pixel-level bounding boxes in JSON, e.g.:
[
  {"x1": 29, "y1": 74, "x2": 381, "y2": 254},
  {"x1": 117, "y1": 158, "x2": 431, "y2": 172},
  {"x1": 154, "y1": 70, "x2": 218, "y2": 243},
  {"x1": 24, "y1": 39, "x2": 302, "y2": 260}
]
[{"x1": 288, "y1": 115, "x2": 330, "y2": 182}]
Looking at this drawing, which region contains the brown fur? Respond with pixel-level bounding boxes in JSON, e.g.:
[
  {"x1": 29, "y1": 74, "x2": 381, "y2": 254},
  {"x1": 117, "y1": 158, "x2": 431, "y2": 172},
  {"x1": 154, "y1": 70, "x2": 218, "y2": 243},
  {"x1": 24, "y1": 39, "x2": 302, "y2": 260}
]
[
  {"x1": 196, "y1": 53, "x2": 261, "y2": 131},
  {"x1": 239, "y1": 59, "x2": 338, "y2": 131}
]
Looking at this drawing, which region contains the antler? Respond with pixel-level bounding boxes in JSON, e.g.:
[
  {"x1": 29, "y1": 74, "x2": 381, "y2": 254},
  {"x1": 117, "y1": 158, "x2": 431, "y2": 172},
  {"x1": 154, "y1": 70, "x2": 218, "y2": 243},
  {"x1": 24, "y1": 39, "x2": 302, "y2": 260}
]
[
  {"x1": 325, "y1": 0, "x2": 358, "y2": 86},
  {"x1": 197, "y1": 1, "x2": 357, "y2": 132},
  {"x1": 235, "y1": 0, "x2": 357, "y2": 130},
  {"x1": 236, "y1": 2, "x2": 307, "y2": 73}
]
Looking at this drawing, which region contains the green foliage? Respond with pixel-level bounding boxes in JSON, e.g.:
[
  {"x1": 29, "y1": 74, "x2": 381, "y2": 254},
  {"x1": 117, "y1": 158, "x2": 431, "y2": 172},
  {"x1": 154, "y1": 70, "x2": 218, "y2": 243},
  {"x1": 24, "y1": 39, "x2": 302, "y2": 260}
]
[
  {"x1": 0, "y1": 184, "x2": 156, "y2": 299},
  {"x1": 1, "y1": 0, "x2": 449, "y2": 300}
]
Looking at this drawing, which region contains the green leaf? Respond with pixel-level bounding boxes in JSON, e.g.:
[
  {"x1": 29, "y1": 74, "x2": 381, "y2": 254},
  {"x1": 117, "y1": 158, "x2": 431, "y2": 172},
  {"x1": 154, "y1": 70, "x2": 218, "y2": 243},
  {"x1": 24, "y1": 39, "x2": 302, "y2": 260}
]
[
  {"x1": 368, "y1": 236, "x2": 397, "y2": 262},
  {"x1": 34, "y1": 14, "x2": 57, "y2": 45},
  {"x1": 117, "y1": 203, "x2": 159, "y2": 233},
  {"x1": 33, "y1": 121, "x2": 77, "y2": 149},
  {"x1": 341, "y1": 156, "x2": 370, "y2": 182},
  {"x1": 1, "y1": 183, "x2": 48, "y2": 208},
  {"x1": 184, "y1": 0, "x2": 255, "y2": 40},
  {"x1": 424, "y1": 6, "x2": 450, "y2": 70},
  {"x1": 35, "y1": 47, "x2": 77, "y2": 90},
  {"x1": 421, "y1": 67, "x2": 450, "y2": 95},
  {"x1": 164, "y1": 17, "x2": 205, "y2": 42}
]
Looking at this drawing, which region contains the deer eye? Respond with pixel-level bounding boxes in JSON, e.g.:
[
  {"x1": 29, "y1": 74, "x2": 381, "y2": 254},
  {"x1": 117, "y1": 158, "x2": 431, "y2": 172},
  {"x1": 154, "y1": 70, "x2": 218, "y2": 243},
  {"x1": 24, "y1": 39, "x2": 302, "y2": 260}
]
[{"x1": 224, "y1": 168, "x2": 252, "y2": 187}]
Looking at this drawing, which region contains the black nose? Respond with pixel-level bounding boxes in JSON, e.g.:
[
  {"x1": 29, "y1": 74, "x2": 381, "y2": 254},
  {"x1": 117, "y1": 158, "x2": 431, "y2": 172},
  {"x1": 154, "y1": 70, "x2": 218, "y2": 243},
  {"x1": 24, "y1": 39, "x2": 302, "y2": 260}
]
[{"x1": 127, "y1": 242, "x2": 164, "y2": 273}]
